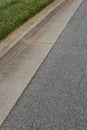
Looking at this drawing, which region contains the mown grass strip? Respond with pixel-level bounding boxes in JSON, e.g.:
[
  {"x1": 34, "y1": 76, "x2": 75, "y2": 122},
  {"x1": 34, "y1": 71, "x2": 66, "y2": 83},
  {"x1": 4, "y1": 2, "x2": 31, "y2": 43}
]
[{"x1": 0, "y1": 0, "x2": 53, "y2": 41}]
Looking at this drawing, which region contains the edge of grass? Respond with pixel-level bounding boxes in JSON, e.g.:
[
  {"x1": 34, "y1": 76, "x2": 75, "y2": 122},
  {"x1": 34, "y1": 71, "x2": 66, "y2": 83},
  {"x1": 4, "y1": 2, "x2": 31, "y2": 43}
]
[{"x1": 0, "y1": 0, "x2": 54, "y2": 41}]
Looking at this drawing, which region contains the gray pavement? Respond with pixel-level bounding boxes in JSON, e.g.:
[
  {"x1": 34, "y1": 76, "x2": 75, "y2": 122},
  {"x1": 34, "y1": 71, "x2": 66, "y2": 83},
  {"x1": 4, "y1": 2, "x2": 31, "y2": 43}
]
[{"x1": 0, "y1": 0, "x2": 87, "y2": 129}]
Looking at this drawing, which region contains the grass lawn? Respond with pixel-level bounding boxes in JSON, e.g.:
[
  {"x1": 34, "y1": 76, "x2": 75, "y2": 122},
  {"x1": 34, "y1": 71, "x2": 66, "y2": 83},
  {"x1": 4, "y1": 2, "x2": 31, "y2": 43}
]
[{"x1": 0, "y1": 0, "x2": 53, "y2": 41}]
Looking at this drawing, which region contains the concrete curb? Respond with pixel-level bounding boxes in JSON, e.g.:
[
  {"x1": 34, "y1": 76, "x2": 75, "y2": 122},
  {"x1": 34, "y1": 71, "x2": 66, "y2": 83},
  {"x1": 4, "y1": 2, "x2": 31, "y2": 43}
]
[{"x1": 0, "y1": 0, "x2": 68, "y2": 59}]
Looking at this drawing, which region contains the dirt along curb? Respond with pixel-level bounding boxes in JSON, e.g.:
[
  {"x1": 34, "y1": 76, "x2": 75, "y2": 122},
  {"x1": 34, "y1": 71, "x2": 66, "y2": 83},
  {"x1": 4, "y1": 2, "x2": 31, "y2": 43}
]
[{"x1": 0, "y1": 0, "x2": 68, "y2": 60}]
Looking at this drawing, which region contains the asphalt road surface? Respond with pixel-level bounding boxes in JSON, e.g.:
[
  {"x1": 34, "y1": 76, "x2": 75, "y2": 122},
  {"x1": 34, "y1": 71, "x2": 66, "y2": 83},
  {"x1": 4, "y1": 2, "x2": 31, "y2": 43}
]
[{"x1": 0, "y1": 0, "x2": 87, "y2": 129}]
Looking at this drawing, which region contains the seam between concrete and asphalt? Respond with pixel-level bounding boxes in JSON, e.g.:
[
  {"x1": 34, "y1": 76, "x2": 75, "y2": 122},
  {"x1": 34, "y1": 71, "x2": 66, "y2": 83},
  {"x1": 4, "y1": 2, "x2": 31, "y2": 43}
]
[
  {"x1": 0, "y1": 0, "x2": 83, "y2": 127},
  {"x1": 0, "y1": 0, "x2": 67, "y2": 60}
]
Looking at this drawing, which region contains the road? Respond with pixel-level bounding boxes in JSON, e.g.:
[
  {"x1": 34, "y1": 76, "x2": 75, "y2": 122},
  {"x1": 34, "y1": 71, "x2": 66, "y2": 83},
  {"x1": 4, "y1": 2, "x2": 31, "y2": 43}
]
[{"x1": 0, "y1": 0, "x2": 87, "y2": 129}]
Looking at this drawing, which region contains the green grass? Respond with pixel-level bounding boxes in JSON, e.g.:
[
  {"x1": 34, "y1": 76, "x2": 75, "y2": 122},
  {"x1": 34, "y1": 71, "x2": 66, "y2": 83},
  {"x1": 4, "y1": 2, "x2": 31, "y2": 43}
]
[{"x1": 0, "y1": 0, "x2": 53, "y2": 41}]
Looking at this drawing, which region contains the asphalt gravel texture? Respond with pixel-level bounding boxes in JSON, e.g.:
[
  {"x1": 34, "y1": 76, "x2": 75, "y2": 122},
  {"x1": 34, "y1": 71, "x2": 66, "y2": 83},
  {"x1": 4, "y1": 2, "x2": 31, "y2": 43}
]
[{"x1": 0, "y1": 0, "x2": 87, "y2": 129}]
